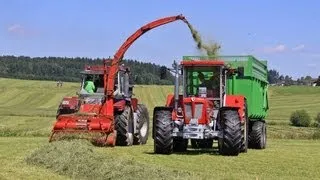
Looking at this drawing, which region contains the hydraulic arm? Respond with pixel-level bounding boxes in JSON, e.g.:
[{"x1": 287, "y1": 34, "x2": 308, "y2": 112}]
[{"x1": 103, "y1": 14, "x2": 189, "y2": 116}]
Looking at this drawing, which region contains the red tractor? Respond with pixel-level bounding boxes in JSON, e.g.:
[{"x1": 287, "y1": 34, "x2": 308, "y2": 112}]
[
  {"x1": 49, "y1": 14, "x2": 190, "y2": 146},
  {"x1": 53, "y1": 63, "x2": 150, "y2": 146},
  {"x1": 153, "y1": 56, "x2": 268, "y2": 155}
]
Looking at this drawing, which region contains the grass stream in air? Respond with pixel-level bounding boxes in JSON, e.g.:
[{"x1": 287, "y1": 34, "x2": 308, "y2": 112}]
[{"x1": 185, "y1": 21, "x2": 221, "y2": 56}]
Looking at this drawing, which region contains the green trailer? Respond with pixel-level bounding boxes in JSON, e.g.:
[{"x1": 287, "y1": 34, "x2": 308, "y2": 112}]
[{"x1": 223, "y1": 55, "x2": 269, "y2": 120}]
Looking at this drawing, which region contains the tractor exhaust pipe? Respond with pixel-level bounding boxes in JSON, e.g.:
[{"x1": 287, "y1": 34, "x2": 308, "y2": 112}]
[
  {"x1": 173, "y1": 61, "x2": 179, "y2": 110},
  {"x1": 124, "y1": 72, "x2": 129, "y2": 98}
]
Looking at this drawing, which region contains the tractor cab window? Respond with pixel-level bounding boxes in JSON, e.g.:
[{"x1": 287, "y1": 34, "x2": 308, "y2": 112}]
[
  {"x1": 81, "y1": 74, "x2": 104, "y2": 94},
  {"x1": 184, "y1": 66, "x2": 221, "y2": 98},
  {"x1": 114, "y1": 70, "x2": 133, "y2": 99}
]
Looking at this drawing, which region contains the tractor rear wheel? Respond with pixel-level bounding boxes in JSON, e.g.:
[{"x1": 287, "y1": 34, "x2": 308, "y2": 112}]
[
  {"x1": 248, "y1": 120, "x2": 266, "y2": 149},
  {"x1": 115, "y1": 105, "x2": 134, "y2": 146},
  {"x1": 154, "y1": 109, "x2": 173, "y2": 154},
  {"x1": 133, "y1": 104, "x2": 150, "y2": 145},
  {"x1": 173, "y1": 138, "x2": 188, "y2": 152},
  {"x1": 218, "y1": 109, "x2": 242, "y2": 156},
  {"x1": 240, "y1": 100, "x2": 249, "y2": 153}
]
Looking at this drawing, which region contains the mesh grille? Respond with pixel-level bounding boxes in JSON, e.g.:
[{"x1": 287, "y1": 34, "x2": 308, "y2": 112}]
[
  {"x1": 184, "y1": 103, "x2": 192, "y2": 119},
  {"x1": 194, "y1": 104, "x2": 203, "y2": 119}
]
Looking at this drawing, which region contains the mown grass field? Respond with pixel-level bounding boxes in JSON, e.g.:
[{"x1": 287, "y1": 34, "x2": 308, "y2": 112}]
[{"x1": 0, "y1": 78, "x2": 320, "y2": 180}]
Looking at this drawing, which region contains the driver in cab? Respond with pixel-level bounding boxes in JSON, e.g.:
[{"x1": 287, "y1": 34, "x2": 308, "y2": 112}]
[{"x1": 198, "y1": 72, "x2": 219, "y2": 97}]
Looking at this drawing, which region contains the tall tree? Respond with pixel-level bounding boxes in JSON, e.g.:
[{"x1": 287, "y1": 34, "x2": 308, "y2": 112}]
[{"x1": 268, "y1": 69, "x2": 280, "y2": 84}]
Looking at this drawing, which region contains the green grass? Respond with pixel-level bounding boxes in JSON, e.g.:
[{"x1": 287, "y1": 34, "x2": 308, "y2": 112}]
[
  {"x1": 0, "y1": 137, "x2": 68, "y2": 180},
  {"x1": 0, "y1": 78, "x2": 320, "y2": 179},
  {"x1": 267, "y1": 86, "x2": 320, "y2": 125},
  {"x1": 26, "y1": 139, "x2": 195, "y2": 180},
  {"x1": 1, "y1": 137, "x2": 320, "y2": 180}
]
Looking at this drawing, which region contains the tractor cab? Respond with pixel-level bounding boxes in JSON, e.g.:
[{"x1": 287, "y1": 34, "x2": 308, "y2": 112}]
[
  {"x1": 181, "y1": 59, "x2": 226, "y2": 109},
  {"x1": 79, "y1": 64, "x2": 133, "y2": 100}
]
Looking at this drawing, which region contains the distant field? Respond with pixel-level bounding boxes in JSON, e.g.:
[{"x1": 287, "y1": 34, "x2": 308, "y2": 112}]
[
  {"x1": 267, "y1": 86, "x2": 320, "y2": 124},
  {"x1": 0, "y1": 78, "x2": 320, "y2": 179},
  {"x1": 0, "y1": 78, "x2": 319, "y2": 138}
]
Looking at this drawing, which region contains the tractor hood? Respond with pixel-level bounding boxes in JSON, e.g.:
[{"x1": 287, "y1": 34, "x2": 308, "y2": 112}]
[{"x1": 183, "y1": 97, "x2": 213, "y2": 125}]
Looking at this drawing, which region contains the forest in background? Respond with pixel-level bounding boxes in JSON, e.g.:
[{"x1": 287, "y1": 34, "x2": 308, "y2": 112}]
[
  {"x1": 1, "y1": 55, "x2": 319, "y2": 86},
  {"x1": 0, "y1": 55, "x2": 174, "y2": 85}
]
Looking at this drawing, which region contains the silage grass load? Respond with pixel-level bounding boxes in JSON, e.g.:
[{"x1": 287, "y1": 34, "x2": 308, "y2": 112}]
[
  {"x1": 186, "y1": 21, "x2": 221, "y2": 56},
  {"x1": 25, "y1": 139, "x2": 194, "y2": 180}
]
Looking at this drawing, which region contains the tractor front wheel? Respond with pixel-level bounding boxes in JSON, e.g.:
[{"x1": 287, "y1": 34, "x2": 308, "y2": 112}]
[
  {"x1": 218, "y1": 109, "x2": 242, "y2": 156},
  {"x1": 115, "y1": 105, "x2": 134, "y2": 146},
  {"x1": 133, "y1": 104, "x2": 150, "y2": 145},
  {"x1": 248, "y1": 120, "x2": 266, "y2": 149},
  {"x1": 154, "y1": 109, "x2": 173, "y2": 154}
]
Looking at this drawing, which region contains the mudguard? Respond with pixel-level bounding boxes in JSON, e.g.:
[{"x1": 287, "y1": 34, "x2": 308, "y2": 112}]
[{"x1": 224, "y1": 95, "x2": 245, "y2": 122}]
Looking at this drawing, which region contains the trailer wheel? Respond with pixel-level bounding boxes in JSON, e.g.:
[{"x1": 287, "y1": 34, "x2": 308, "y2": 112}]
[
  {"x1": 218, "y1": 109, "x2": 242, "y2": 156},
  {"x1": 115, "y1": 105, "x2": 133, "y2": 146},
  {"x1": 154, "y1": 109, "x2": 173, "y2": 154},
  {"x1": 240, "y1": 99, "x2": 249, "y2": 153},
  {"x1": 173, "y1": 138, "x2": 188, "y2": 152},
  {"x1": 248, "y1": 121, "x2": 266, "y2": 149},
  {"x1": 133, "y1": 104, "x2": 150, "y2": 145}
]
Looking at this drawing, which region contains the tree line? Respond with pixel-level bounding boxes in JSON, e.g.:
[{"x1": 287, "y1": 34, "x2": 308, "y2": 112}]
[
  {"x1": 0, "y1": 56, "x2": 174, "y2": 85},
  {"x1": 268, "y1": 69, "x2": 320, "y2": 86},
  {"x1": 1, "y1": 55, "x2": 318, "y2": 86}
]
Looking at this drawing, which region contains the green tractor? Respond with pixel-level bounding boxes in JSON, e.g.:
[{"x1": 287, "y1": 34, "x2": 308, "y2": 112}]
[{"x1": 153, "y1": 56, "x2": 269, "y2": 155}]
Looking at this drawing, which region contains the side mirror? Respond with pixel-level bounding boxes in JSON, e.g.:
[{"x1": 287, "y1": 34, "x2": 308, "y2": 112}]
[{"x1": 237, "y1": 67, "x2": 244, "y2": 77}]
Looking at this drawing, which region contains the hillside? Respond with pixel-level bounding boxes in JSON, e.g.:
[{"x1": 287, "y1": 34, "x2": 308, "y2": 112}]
[{"x1": 0, "y1": 77, "x2": 319, "y2": 137}]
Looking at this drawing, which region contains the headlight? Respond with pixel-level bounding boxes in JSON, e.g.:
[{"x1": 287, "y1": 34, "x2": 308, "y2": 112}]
[{"x1": 62, "y1": 100, "x2": 69, "y2": 105}]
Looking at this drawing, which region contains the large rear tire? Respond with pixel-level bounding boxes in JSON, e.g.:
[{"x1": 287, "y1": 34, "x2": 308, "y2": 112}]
[
  {"x1": 248, "y1": 120, "x2": 266, "y2": 149},
  {"x1": 218, "y1": 109, "x2": 242, "y2": 156},
  {"x1": 115, "y1": 106, "x2": 133, "y2": 146},
  {"x1": 154, "y1": 109, "x2": 173, "y2": 154},
  {"x1": 133, "y1": 104, "x2": 150, "y2": 145}
]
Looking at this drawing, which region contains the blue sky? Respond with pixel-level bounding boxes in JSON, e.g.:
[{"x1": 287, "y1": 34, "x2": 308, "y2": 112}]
[{"x1": 1, "y1": 0, "x2": 320, "y2": 78}]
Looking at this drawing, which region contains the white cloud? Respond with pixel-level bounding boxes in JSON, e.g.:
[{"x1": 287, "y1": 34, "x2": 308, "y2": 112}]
[
  {"x1": 292, "y1": 44, "x2": 305, "y2": 51},
  {"x1": 262, "y1": 44, "x2": 286, "y2": 53},
  {"x1": 7, "y1": 24, "x2": 25, "y2": 34}
]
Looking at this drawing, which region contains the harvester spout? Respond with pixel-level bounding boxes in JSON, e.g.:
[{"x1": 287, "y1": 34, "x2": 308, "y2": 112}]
[
  {"x1": 106, "y1": 14, "x2": 189, "y2": 98},
  {"x1": 103, "y1": 14, "x2": 191, "y2": 122}
]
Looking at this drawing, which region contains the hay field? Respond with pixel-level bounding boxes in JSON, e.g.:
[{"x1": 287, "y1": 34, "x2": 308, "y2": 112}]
[{"x1": 0, "y1": 78, "x2": 320, "y2": 180}]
